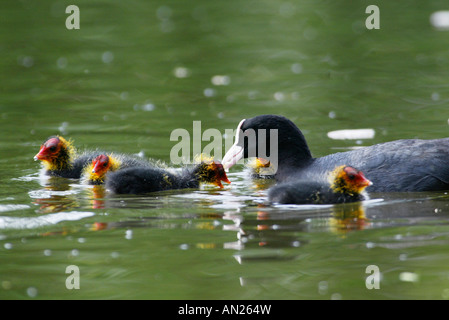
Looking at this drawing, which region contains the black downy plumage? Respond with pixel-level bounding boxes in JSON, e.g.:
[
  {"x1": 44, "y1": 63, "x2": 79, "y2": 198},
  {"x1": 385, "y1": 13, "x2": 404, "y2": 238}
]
[
  {"x1": 268, "y1": 165, "x2": 372, "y2": 204},
  {"x1": 105, "y1": 156, "x2": 231, "y2": 194}
]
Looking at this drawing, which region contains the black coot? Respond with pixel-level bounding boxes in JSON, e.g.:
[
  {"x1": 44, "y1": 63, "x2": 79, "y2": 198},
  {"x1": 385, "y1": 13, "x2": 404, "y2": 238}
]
[{"x1": 222, "y1": 115, "x2": 449, "y2": 192}]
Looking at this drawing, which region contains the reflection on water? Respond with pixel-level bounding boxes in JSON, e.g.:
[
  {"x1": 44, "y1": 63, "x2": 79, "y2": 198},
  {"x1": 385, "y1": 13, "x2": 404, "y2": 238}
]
[
  {"x1": 3, "y1": 168, "x2": 449, "y2": 299},
  {"x1": 19, "y1": 169, "x2": 449, "y2": 249}
]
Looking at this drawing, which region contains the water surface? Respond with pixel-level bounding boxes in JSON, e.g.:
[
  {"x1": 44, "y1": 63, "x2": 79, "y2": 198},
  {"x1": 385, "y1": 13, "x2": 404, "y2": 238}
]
[{"x1": 1, "y1": 0, "x2": 449, "y2": 300}]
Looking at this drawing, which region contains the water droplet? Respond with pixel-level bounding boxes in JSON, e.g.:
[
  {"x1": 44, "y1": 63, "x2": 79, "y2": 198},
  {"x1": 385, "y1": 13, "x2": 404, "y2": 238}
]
[
  {"x1": 142, "y1": 103, "x2": 155, "y2": 111},
  {"x1": 366, "y1": 242, "x2": 375, "y2": 249},
  {"x1": 102, "y1": 51, "x2": 114, "y2": 64},
  {"x1": 59, "y1": 122, "x2": 69, "y2": 134},
  {"x1": 120, "y1": 92, "x2": 129, "y2": 100},
  {"x1": 203, "y1": 88, "x2": 216, "y2": 97},
  {"x1": 291, "y1": 63, "x2": 303, "y2": 74},
  {"x1": 318, "y1": 281, "x2": 328, "y2": 295},
  {"x1": 211, "y1": 75, "x2": 230, "y2": 86},
  {"x1": 57, "y1": 57, "x2": 67, "y2": 69},
  {"x1": 431, "y1": 92, "x2": 440, "y2": 101},
  {"x1": 330, "y1": 293, "x2": 342, "y2": 300},
  {"x1": 399, "y1": 272, "x2": 419, "y2": 282},
  {"x1": 174, "y1": 67, "x2": 190, "y2": 78},
  {"x1": 442, "y1": 288, "x2": 449, "y2": 299},
  {"x1": 274, "y1": 92, "x2": 285, "y2": 101},
  {"x1": 179, "y1": 243, "x2": 189, "y2": 250},
  {"x1": 2, "y1": 281, "x2": 12, "y2": 290},
  {"x1": 18, "y1": 56, "x2": 34, "y2": 68},
  {"x1": 27, "y1": 287, "x2": 38, "y2": 298}
]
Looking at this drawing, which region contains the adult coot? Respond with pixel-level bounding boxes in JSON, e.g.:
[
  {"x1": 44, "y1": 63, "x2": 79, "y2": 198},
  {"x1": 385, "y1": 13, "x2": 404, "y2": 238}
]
[
  {"x1": 105, "y1": 156, "x2": 231, "y2": 194},
  {"x1": 34, "y1": 136, "x2": 102, "y2": 179},
  {"x1": 268, "y1": 165, "x2": 372, "y2": 204},
  {"x1": 222, "y1": 115, "x2": 449, "y2": 192}
]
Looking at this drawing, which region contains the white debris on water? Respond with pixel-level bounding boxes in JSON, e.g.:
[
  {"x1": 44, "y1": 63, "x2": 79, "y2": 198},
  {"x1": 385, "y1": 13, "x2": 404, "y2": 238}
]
[
  {"x1": 430, "y1": 11, "x2": 449, "y2": 30},
  {"x1": 327, "y1": 128, "x2": 375, "y2": 140}
]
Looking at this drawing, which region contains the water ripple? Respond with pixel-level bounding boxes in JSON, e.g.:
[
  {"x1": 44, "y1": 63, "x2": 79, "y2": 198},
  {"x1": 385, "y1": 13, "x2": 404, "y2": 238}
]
[{"x1": 0, "y1": 211, "x2": 94, "y2": 230}]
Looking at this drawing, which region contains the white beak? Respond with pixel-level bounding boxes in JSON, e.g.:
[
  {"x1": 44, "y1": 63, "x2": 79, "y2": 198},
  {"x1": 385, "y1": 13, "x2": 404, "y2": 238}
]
[
  {"x1": 222, "y1": 144, "x2": 244, "y2": 169},
  {"x1": 222, "y1": 119, "x2": 246, "y2": 170}
]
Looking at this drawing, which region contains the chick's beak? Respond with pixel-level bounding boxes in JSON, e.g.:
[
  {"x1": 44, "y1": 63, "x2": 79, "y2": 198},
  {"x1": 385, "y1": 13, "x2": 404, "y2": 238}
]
[
  {"x1": 34, "y1": 147, "x2": 46, "y2": 161},
  {"x1": 215, "y1": 181, "x2": 224, "y2": 188},
  {"x1": 221, "y1": 175, "x2": 231, "y2": 186},
  {"x1": 214, "y1": 163, "x2": 231, "y2": 188},
  {"x1": 359, "y1": 173, "x2": 373, "y2": 188},
  {"x1": 92, "y1": 163, "x2": 100, "y2": 174}
]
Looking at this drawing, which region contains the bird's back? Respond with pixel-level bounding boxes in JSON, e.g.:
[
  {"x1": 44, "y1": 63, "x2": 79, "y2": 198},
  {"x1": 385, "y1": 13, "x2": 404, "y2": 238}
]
[
  {"x1": 306, "y1": 138, "x2": 449, "y2": 192},
  {"x1": 106, "y1": 166, "x2": 181, "y2": 194}
]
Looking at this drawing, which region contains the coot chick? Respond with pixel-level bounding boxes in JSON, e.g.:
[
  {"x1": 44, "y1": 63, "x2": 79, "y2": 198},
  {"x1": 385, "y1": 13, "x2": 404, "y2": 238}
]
[
  {"x1": 222, "y1": 115, "x2": 449, "y2": 192},
  {"x1": 247, "y1": 158, "x2": 276, "y2": 179},
  {"x1": 34, "y1": 136, "x2": 101, "y2": 179},
  {"x1": 106, "y1": 157, "x2": 231, "y2": 194},
  {"x1": 82, "y1": 153, "x2": 152, "y2": 185},
  {"x1": 268, "y1": 165, "x2": 372, "y2": 205}
]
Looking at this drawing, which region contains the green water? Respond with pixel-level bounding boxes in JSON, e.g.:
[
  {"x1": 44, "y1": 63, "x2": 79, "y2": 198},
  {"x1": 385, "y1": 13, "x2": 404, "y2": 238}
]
[{"x1": 1, "y1": 0, "x2": 449, "y2": 300}]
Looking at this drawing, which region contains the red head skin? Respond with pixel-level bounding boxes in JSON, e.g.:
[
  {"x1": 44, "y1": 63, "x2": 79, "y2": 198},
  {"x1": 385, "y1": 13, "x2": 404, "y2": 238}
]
[
  {"x1": 211, "y1": 161, "x2": 231, "y2": 188},
  {"x1": 92, "y1": 154, "x2": 111, "y2": 175},
  {"x1": 34, "y1": 137, "x2": 62, "y2": 162},
  {"x1": 343, "y1": 166, "x2": 372, "y2": 189}
]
